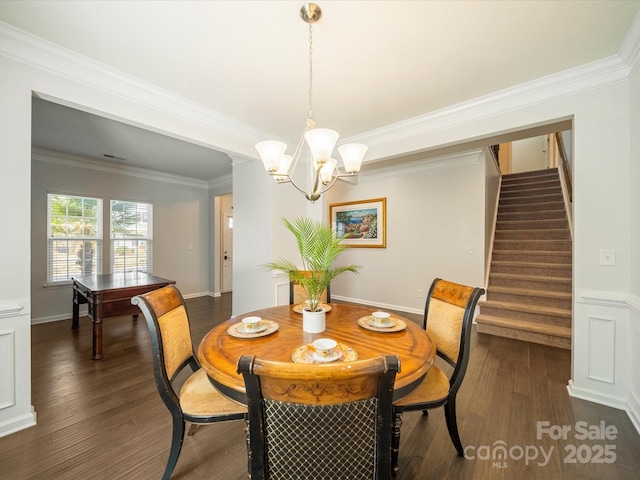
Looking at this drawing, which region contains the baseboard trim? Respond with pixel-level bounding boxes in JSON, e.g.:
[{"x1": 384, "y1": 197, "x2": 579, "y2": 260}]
[
  {"x1": 31, "y1": 310, "x2": 86, "y2": 325},
  {"x1": 0, "y1": 406, "x2": 36, "y2": 439},
  {"x1": 566, "y1": 380, "x2": 627, "y2": 411},
  {"x1": 330, "y1": 295, "x2": 423, "y2": 316},
  {"x1": 627, "y1": 388, "x2": 640, "y2": 436}
]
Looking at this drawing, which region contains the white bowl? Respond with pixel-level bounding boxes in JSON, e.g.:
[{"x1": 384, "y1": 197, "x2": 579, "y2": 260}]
[
  {"x1": 241, "y1": 316, "x2": 262, "y2": 331},
  {"x1": 312, "y1": 338, "x2": 337, "y2": 357},
  {"x1": 372, "y1": 311, "x2": 392, "y2": 326}
]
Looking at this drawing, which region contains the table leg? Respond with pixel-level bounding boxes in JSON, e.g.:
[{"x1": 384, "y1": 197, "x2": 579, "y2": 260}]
[
  {"x1": 92, "y1": 319, "x2": 103, "y2": 360},
  {"x1": 72, "y1": 299, "x2": 79, "y2": 329}
]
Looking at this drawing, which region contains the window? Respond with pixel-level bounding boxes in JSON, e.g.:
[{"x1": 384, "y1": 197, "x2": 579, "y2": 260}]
[
  {"x1": 47, "y1": 193, "x2": 103, "y2": 283},
  {"x1": 110, "y1": 200, "x2": 153, "y2": 274}
]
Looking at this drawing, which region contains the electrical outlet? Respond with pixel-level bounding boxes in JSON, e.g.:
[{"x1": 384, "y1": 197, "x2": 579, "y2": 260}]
[
  {"x1": 468, "y1": 244, "x2": 475, "y2": 254},
  {"x1": 417, "y1": 289, "x2": 424, "y2": 298}
]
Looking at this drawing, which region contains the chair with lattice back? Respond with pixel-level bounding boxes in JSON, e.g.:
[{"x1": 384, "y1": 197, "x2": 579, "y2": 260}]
[
  {"x1": 394, "y1": 278, "x2": 485, "y2": 457},
  {"x1": 237, "y1": 354, "x2": 400, "y2": 480},
  {"x1": 132, "y1": 285, "x2": 246, "y2": 480}
]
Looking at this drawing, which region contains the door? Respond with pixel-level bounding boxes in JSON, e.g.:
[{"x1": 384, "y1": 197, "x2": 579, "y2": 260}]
[{"x1": 222, "y1": 212, "x2": 233, "y2": 292}]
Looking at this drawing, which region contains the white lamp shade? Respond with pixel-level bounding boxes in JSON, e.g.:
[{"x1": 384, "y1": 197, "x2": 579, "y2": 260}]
[
  {"x1": 256, "y1": 140, "x2": 287, "y2": 172},
  {"x1": 274, "y1": 154, "x2": 293, "y2": 181},
  {"x1": 319, "y1": 158, "x2": 337, "y2": 183},
  {"x1": 338, "y1": 143, "x2": 367, "y2": 173},
  {"x1": 304, "y1": 128, "x2": 339, "y2": 167}
]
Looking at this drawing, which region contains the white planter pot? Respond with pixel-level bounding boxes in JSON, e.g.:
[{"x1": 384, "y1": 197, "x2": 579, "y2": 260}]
[{"x1": 302, "y1": 307, "x2": 326, "y2": 333}]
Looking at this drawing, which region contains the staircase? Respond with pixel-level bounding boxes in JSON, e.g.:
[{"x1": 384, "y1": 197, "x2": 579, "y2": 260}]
[{"x1": 477, "y1": 168, "x2": 572, "y2": 349}]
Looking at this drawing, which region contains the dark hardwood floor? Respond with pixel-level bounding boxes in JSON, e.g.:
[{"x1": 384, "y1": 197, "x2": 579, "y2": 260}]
[{"x1": 1, "y1": 294, "x2": 639, "y2": 479}]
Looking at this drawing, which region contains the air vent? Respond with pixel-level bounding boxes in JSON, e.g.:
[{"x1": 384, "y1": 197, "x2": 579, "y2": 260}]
[{"x1": 103, "y1": 154, "x2": 127, "y2": 162}]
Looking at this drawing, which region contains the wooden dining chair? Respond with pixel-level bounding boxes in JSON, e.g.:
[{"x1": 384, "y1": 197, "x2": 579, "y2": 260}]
[
  {"x1": 132, "y1": 285, "x2": 246, "y2": 480},
  {"x1": 394, "y1": 278, "x2": 485, "y2": 457},
  {"x1": 289, "y1": 270, "x2": 331, "y2": 305},
  {"x1": 237, "y1": 354, "x2": 401, "y2": 480}
]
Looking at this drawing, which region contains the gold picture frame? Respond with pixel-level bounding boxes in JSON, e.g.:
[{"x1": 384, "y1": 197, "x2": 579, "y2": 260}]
[{"x1": 329, "y1": 198, "x2": 386, "y2": 248}]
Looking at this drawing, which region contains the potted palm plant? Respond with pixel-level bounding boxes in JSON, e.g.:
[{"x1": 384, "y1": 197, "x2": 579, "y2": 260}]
[{"x1": 263, "y1": 217, "x2": 360, "y2": 333}]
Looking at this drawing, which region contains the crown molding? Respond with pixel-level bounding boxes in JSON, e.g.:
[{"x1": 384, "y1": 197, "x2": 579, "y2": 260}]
[
  {"x1": 0, "y1": 21, "x2": 265, "y2": 152},
  {"x1": 32, "y1": 148, "x2": 211, "y2": 189},
  {"x1": 348, "y1": 55, "x2": 630, "y2": 159},
  {"x1": 359, "y1": 148, "x2": 482, "y2": 181},
  {"x1": 2, "y1": 17, "x2": 636, "y2": 164},
  {"x1": 208, "y1": 174, "x2": 233, "y2": 191},
  {"x1": 619, "y1": 10, "x2": 640, "y2": 76}
]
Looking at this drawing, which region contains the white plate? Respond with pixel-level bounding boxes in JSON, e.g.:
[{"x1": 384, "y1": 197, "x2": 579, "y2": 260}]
[
  {"x1": 240, "y1": 323, "x2": 268, "y2": 334},
  {"x1": 367, "y1": 318, "x2": 394, "y2": 328}
]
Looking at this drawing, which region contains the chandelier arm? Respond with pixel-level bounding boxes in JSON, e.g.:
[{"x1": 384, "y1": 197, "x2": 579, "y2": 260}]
[{"x1": 310, "y1": 174, "x2": 340, "y2": 197}]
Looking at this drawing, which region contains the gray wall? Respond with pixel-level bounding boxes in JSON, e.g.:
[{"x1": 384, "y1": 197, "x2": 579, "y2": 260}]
[
  {"x1": 326, "y1": 149, "x2": 487, "y2": 314},
  {"x1": 31, "y1": 151, "x2": 211, "y2": 322}
]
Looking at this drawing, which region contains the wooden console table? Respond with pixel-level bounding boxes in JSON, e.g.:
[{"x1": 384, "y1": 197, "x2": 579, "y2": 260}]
[{"x1": 72, "y1": 273, "x2": 175, "y2": 359}]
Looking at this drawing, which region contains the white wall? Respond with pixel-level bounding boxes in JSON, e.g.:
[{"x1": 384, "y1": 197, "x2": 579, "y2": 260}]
[
  {"x1": 484, "y1": 150, "x2": 502, "y2": 282},
  {"x1": 30, "y1": 152, "x2": 212, "y2": 322},
  {"x1": 0, "y1": 45, "x2": 259, "y2": 437},
  {"x1": 511, "y1": 136, "x2": 548, "y2": 172},
  {"x1": 326, "y1": 150, "x2": 486, "y2": 314},
  {"x1": 628, "y1": 56, "x2": 640, "y2": 432},
  {"x1": 1, "y1": 19, "x2": 639, "y2": 438}
]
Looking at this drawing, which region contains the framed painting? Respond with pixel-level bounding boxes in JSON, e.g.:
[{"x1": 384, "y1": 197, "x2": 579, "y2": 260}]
[{"x1": 329, "y1": 198, "x2": 386, "y2": 248}]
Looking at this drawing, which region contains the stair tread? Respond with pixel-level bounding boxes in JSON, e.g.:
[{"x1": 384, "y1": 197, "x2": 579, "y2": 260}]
[
  {"x1": 493, "y1": 249, "x2": 571, "y2": 255},
  {"x1": 476, "y1": 314, "x2": 572, "y2": 338},
  {"x1": 490, "y1": 272, "x2": 571, "y2": 283},
  {"x1": 488, "y1": 285, "x2": 572, "y2": 299},
  {"x1": 479, "y1": 300, "x2": 571, "y2": 317},
  {"x1": 497, "y1": 219, "x2": 566, "y2": 225},
  {"x1": 491, "y1": 260, "x2": 571, "y2": 268}
]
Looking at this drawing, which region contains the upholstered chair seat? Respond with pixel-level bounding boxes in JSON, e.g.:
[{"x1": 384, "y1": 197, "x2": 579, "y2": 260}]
[{"x1": 394, "y1": 278, "x2": 485, "y2": 458}]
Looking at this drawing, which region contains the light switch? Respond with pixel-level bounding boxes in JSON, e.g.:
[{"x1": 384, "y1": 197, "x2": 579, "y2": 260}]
[{"x1": 599, "y1": 249, "x2": 615, "y2": 266}]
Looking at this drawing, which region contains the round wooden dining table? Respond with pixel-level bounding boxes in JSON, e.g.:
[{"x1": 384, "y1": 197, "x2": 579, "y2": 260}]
[{"x1": 197, "y1": 303, "x2": 436, "y2": 404}]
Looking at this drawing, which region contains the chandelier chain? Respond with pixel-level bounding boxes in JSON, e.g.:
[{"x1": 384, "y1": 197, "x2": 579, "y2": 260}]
[
  {"x1": 308, "y1": 23, "x2": 314, "y2": 122},
  {"x1": 255, "y1": 3, "x2": 366, "y2": 203}
]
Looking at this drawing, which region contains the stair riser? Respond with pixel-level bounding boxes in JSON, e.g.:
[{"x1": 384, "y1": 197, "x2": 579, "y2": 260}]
[
  {"x1": 498, "y1": 202, "x2": 565, "y2": 213},
  {"x1": 502, "y1": 180, "x2": 560, "y2": 191},
  {"x1": 487, "y1": 292, "x2": 572, "y2": 310},
  {"x1": 495, "y1": 230, "x2": 571, "y2": 240},
  {"x1": 498, "y1": 210, "x2": 566, "y2": 221},
  {"x1": 492, "y1": 251, "x2": 572, "y2": 264},
  {"x1": 493, "y1": 240, "x2": 571, "y2": 251},
  {"x1": 485, "y1": 168, "x2": 572, "y2": 349},
  {"x1": 503, "y1": 168, "x2": 558, "y2": 180},
  {"x1": 497, "y1": 219, "x2": 569, "y2": 230},
  {"x1": 478, "y1": 305, "x2": 571, "y2": 327},
  {"x1": 477, "y1": 323, "x2": 571, "y2": 349},
  {"x1": 500, "y1": 194, "x2": 564, "y2": 205},
  {"x1": 503, "y1": 170, "x2": 560, "y2": 181},
  {"x1": 490, "y1": 263, "x2": 571, "y2": 277},
  {"x1": 502, "y1": 175, "x2": 560, "y2": 188},
  {"x1": 489, "y1": 275, "x2": 572, "y2": 292},
  {"x1": 501, "y1": 187, "x2": 561, "y2": 198}
]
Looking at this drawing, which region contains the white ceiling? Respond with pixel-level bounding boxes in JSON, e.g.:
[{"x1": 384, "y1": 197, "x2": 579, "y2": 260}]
[{"x1": 1, "y1": 1, "x2": 639, "y2": 181}]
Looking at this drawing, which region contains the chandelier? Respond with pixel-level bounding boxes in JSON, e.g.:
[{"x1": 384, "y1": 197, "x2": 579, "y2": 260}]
[{"x1": 255, "y1": 3, "x2": 367, "y2": 203}]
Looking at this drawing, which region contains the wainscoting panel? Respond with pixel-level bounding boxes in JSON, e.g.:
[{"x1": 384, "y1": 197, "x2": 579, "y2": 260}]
[
  {"x1": 569, "y1": 292, "x2": 630, "y2": 410},
  {"x1": 0, "y1": 330, "x2": 15, "y2": 410},
  {"x1": 0, "y1": 297, "x2": 35, "y2": 438},
  {"x1": 628, "y1": 295, "x2": 640, "y2": 434},
  {"x1": 587, "y1": 316, "x2": 616, "y2": 383}
]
